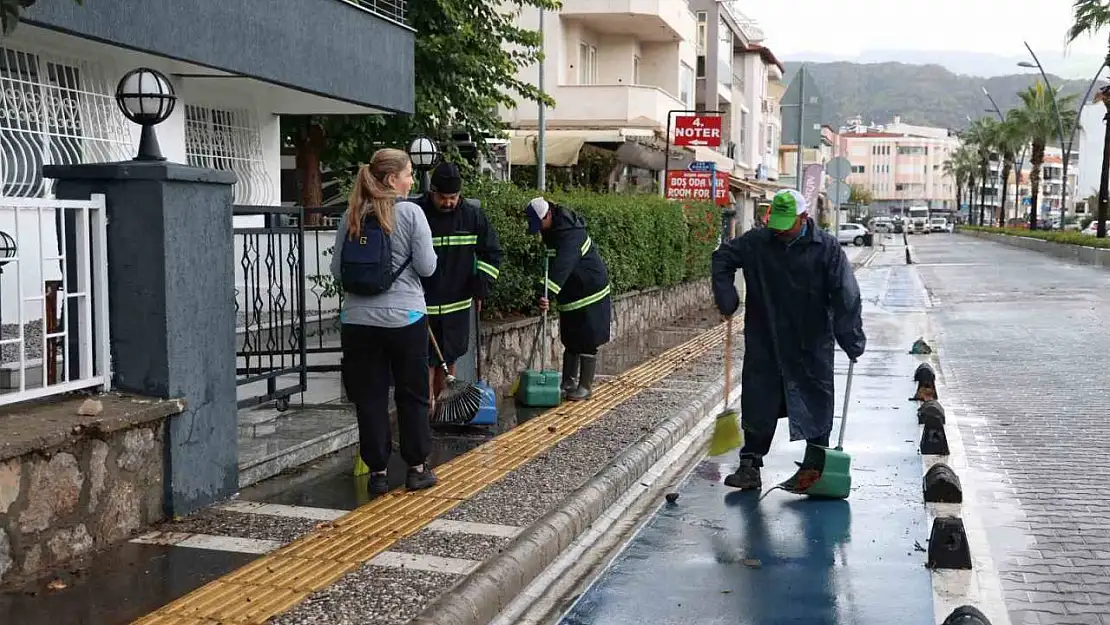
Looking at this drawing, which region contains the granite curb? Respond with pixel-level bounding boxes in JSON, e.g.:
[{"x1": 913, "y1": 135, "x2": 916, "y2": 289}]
[{"x1": 407, "y1": 372, "x2": 729, "y2": 625}]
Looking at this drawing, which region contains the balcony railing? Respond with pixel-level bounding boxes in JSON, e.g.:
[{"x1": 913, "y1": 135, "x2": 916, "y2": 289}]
[{"x1": 340, "y1": 0, "x2": 407, "y2": 25}]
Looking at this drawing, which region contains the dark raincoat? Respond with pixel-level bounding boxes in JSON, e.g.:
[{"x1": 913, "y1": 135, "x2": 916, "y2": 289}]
[
  {"x1": 711, "y1": 219, "x2": 865, "y2": 442},
  {"x1": 538, "y1": 204, "x2": 612, "y2": 353}
]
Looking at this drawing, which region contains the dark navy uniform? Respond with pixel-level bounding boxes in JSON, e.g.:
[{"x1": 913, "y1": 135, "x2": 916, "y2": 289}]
[
  {"x1": 535, "y1": 202, "x2": 612, "y2": 401},
  {"x1": 418, "y1": 195, "x2": 502, "y2": 366}
]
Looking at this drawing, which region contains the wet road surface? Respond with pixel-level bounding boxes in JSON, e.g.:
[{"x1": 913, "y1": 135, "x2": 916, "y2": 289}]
[
  {"x1": 559, "y1": 244, "x2": 936, "y2": 625},
  {"x1": 912, "y1": 234, "x2": 1110, "y2": 625},
  {"x1": 0, "y1": 308, "x2": 722, "y2": 625}
]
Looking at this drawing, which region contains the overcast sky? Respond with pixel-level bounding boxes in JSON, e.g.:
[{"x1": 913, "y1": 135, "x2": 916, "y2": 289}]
[{"x1": 740, "y1": 0, "x2": 1104, "y2": 58}]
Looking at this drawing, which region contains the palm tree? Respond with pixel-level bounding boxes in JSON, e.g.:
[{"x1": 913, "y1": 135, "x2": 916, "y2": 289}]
[
  {"x1": 1068, "y1": 0, "x2": 1110, "y2": 236},
  {"x1": 995, "y1": 113, "x2": 1030, "y2": 228},
  {"x1": 962, "y1": 118, "x2": 999, "y2": 226},
  {"x1": 1008, "y1": 82, "x2": 1079, "y2": 230},
  {"x1": 943, "y1": 146, "x2": 976, "y2": 220}
]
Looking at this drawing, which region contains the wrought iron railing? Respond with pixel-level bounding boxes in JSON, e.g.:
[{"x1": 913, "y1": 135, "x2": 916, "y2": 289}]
[{"x1": 0, "y1": 195, "x2": 110, "y2": 406}]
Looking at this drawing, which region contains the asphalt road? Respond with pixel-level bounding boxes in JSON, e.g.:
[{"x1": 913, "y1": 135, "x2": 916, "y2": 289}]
[{"x1": 914, "y1": 233, "x2": 1110, "y2": 625}]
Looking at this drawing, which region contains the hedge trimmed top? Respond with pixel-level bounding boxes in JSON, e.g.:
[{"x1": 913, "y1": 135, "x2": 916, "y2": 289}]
[
  {"x1": 472, "y1": 180, "x2": 719, "y2": 318},
  {"x1": 961, "y1": 225, "x2": 1110, "y2": 249}
]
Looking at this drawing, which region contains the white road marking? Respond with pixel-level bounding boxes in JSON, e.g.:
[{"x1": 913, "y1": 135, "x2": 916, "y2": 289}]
[
  {"x1": 425, "y1": 519, "x2": 522, "y2": 539},
  {"x1": 131, "y1": 531, "x2": 282, "y2": 555},
  {"x1": 215, "y1": 500, "x2": 348, "y2": 522},
  {"x1": 369, "y1": 551, "x2": 481, "y2": 575}
]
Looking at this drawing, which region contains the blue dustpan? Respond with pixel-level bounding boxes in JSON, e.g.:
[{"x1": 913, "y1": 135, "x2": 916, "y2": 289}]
[{"x1": 467, "y1": 311, "x2": 497, "y2": 426}]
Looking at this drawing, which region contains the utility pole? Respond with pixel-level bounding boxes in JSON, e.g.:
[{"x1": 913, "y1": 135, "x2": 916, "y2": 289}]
[
  {"x1": 796, "y1": 65, "x2": 805, "y2": 191},
  {"x1": 537, "y1": 7, "x2": 547, "y2": 191}
]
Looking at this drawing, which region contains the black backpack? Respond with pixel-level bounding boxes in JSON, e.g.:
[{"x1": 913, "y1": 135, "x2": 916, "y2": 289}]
[{"x1": 340, "y1": 212, "x2": 411, "y2": 296}]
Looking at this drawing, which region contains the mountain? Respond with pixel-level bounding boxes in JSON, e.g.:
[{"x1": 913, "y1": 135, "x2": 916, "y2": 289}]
[
  {"x1": 781, "y1": 61, "x2": 1105, "y2": 132},
  {"x1": 780, "y1": 50, "x2": 1107, "y2": 80}
]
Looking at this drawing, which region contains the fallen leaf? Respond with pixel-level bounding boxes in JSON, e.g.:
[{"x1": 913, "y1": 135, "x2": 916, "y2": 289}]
[
  {"x1": 47, "y1": 578, "x2": 67, "y2": 591},
  {"x1": 743, "y1": 559, "x2": 762, "y2": 568},
  {"x1": 914, "y1": 540, "x2": 927, "y2": 552},
  {"x1": 665, "y1": 492, "x2": 680, "y2": 504}
]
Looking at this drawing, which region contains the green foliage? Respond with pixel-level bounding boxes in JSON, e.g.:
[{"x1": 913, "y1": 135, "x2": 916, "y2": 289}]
[
  {"x1": 2, "y1": 0, "x2": 82, "y2": 34},
  {"x1": 782, "y1": 61, "x2": 1100, "y2": 132},
  {"x1": 849, "y1": 184, "x2": 873, "y2": 205},
  {"x1": 961, "y1": 225, "x2": 1110, "y2": 247},
  {"x1": 466, "y1": 180, "x2": 718, "y2": 317},
  {"x1": 1068, "y1": 0, "x2": 1110, "y2": 46}
]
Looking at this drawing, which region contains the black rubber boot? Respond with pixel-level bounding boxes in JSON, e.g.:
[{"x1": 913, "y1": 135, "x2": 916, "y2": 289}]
[
  {"x1": 406, "y1": 466, "x2": 438, "y2": 491},
  {"x1": 368, "y1": 472, "x2": 389, "y2": 496},
  {"x1": 566, "y1": 354, "x2": 597, "y2": 402},
  {"x1": 724, "y1": 457, "x2": 762, "y2": 490},
  {"x1": 560, "y1": 351, "x2": 579, "y2": 397}
]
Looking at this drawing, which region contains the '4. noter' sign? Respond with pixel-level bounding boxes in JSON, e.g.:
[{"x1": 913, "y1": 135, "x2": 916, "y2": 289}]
[{"x1": 673, "y1": 115, "x2": 722, "y2": 148}]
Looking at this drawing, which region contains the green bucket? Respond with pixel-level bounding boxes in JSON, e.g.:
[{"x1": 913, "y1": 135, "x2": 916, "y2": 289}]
[{"x1": 767, "y1": 361, "x2": 856, "y2": 501}]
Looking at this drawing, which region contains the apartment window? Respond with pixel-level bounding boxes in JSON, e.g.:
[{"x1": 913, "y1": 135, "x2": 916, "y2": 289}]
[
  {"x1": 765, "y1": 124, "x2": 774, "y2": 154},
  {"x1": 718, "y1": 17, "x2": 732, "y2": 91},
  {"x1": 739, "y1": 110, "x2": 748, "y2": 153},
  {"x1": 633, "y1": 56, "x2": 641, "y2": 85},
  {"x1": 679, "y1": 63, "x2": 694, "y2": 109},
  {"x1": 696, "y1": 11, "x2": 707, "y2": 55},
  {"x1": 851, "y1": 165, "x2": 865, "y2": 173},
  {"x1": 897, "y1": 146, "x2": 925, "y2": 156},
  {"x1": 578, "y1": 42, "x2": 597, "y2": 85}
]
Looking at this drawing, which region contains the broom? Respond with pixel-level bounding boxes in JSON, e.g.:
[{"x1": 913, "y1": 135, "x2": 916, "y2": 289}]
[
  {"x1": 708, "y1": 316, "x2": 743, "y2": 456},
  {"x1": 429, "y1": 329, "x2": 484, "y2": 424}
]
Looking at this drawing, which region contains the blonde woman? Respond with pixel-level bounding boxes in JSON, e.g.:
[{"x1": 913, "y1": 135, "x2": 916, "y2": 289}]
[{"x1": 330, "y1": 148, "x2": 438, "y2": 495}]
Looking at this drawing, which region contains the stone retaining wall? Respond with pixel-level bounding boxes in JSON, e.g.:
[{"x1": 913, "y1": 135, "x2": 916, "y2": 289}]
[
  {"x1": 960, "y1": 229, "x2": 1110, "y2": 268},
  {"x1": 479, "y1": 279, "x2": 712, "y2": 389},
  {"x1": 0, "y1": 395, "x2": 184, "y2": 587}
]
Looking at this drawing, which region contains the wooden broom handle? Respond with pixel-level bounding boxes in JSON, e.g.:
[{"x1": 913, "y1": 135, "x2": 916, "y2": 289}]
[{"x1": 724, "y1": 317, "x2": 733, "y2": 406}]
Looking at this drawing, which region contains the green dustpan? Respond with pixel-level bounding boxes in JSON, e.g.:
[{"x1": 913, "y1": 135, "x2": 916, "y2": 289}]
[{"x1": 764, "y1": 360, "x2": 856, "y2": 500}]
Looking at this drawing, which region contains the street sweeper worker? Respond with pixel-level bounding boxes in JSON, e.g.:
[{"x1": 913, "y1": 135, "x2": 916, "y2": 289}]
[
  {"x1": 417, "y1": 162, "x2": 502, "y2": 413},
  {"x1": 710, "y1": 188, "x2": 866, "y2": 491},
  {"x1": 526, "y1": 197, "x2": 612, "y2": 401}
]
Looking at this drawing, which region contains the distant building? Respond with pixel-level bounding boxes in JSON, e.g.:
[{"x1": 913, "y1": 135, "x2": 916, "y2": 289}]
[{"x1": 839, "y1": 116, "x2": 961, "y2": 215}]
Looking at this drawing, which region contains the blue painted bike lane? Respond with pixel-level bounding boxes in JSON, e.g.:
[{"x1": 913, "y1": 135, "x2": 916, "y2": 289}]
[{"x1": 560, "y1": 248, "x2": 936, "y2": 625}]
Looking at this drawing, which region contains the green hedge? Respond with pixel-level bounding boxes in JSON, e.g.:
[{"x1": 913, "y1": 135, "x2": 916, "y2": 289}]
[
  {"x1": 472, "y1": 179, "x2": 718, "y2": 318},
  {"x1": 960, "y1": 225, "x2": 1110, "y2": 249}
]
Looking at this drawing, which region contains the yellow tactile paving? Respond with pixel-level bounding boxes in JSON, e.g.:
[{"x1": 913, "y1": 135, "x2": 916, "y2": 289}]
[{"x1": 132, "y1": 321, "x2": 729, "y2": 625}]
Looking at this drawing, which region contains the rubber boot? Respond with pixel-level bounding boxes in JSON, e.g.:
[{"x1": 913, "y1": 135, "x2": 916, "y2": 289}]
[
  {"x1": 560, "y1": 351, "x2": 579, "y2": 398},
  {"x1": 566, "y1": 354, "x2": 597, "y2": 402},
  {"x1": 723, "y1": 457, "x2": 762, "y2": 490}
]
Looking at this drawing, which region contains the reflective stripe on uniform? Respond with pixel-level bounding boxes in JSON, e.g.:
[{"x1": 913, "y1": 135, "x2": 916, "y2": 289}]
[
  {"x1": 544, "y1": 236, "x2": 592, "y2": 258},
  {"x1": 427, "y1": 298, "x2": 473, "y2": 315},
  {"x1": 476, "y1": 260, "x2": 499, "y2": 279},
  {"x1": 557, "y1": 283, "x2": 611, "y2": 313},
  {"x1": 544, "y1": 279, "x2": 561, "y2": 295},
  {"x1": 431, "y1": 234, "x2": 478, "y2": 247}
]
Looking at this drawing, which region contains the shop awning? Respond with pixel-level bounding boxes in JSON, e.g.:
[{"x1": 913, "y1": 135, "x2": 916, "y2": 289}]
[{"x1": 509, "y1": 135, "x2": 587, "y2": 167}]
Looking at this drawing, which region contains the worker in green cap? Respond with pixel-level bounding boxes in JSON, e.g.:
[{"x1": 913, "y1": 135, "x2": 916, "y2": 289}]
[{"x1": 710, "y1": 188, "x2": 866, "y2": 491}]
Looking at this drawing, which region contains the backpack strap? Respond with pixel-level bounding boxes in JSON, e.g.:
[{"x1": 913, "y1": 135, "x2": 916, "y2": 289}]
[{"x1": 392, "y1": 255, "x2": 413, "y2": 281}]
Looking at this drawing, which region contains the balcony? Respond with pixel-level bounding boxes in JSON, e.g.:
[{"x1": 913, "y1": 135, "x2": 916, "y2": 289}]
[
  {"x1": 510, "y1": 85, "x2": 685, "y2": 130},
  {"x1": 560, "y1": 0, "x2": 696, "y2": 42}
]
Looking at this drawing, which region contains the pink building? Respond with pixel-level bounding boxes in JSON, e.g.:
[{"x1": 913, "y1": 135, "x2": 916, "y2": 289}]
[{"x1": 839, "y1": 119, "x2": 960, "y2": 215}]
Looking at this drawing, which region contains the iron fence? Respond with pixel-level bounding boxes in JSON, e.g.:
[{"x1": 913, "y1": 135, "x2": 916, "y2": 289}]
[{"x1": 234, "y1": 205, "x2": 308, "y2": 410}]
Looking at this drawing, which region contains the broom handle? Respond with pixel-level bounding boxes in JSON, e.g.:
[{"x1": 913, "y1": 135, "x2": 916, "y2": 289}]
[
  {"x1": 474, "y1": 306, "x2": 482, "y2": 381},
  {"x1": 724, "y1": 317, "x2": 733, "y2": 406},
  {"x1": 836, "y1": 360, "x2": 855, "y2": 449},
  {"x1": 541, "y1": 254, "x2": 549, "y2": 371},
  {"x1": 428, "y1": 327, "x2": 450, "y2": 375}
]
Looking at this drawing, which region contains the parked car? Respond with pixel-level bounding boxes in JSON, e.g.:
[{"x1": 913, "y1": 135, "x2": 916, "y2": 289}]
[
  {"x1": 1083, "y1": 221, "x2": 1100, "y2": 236},
  {"x1": 929, "y1": 218, "x2": 948, "y2": 233},
  {"x1": 837, "y1": 223, "x2": 870, "y2": 246}
]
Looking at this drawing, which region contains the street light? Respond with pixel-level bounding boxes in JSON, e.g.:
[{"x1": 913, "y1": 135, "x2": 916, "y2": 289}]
[
  {"x1": 407, "y1": 136, "x2": 441, "y2": 192},
  {"x1": 980, "y1": 86, "x2": 1006, "y2": 226},
  {"x1": 114, "y1": 67, "x2": 177, "y2": 161},
  {"x1": 1017, "y1": 42, "x2": 1106, "y2": 230}
]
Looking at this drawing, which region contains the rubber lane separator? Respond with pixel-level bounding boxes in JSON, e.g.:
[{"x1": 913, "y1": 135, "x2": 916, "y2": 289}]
[{"x1": 132, "y1": 323, "x2": 727, "y2": 625}]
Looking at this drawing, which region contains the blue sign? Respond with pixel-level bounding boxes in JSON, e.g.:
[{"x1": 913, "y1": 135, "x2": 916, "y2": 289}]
[{"x1": 689, "y1": 161, "x2": 716, "y2": 173}]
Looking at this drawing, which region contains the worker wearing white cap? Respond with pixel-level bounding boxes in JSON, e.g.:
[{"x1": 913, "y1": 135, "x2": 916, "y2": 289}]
[{"x1": 525, "y1": 197, "x2": 612, "y2": 401}]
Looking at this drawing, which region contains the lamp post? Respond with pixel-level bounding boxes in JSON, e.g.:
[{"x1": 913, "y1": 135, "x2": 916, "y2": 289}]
[
  {"x1": 1017, "y1": 42, "x2": 1106, "y2": 230},
  {"x1": 407, "y1": 136, "x2": 441, "y2": 193},
  {"x1": 981, "y1": 87, "x2": 1006, "y2": 225},
  {"x1": 114, "y1": 67, "x2": 177, "y2": 161}
]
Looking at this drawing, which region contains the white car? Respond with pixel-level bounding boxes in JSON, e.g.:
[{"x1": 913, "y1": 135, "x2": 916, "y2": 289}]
[
  {"x1": 1082, "y1": 221, "x2": 1101, "y2": 236},
  {"x1": 837, "y1": 223, "x2": 870, "y2": 246},
  {"x1": 929, "y1": 218, "x2": 948, "y2": 233}
]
